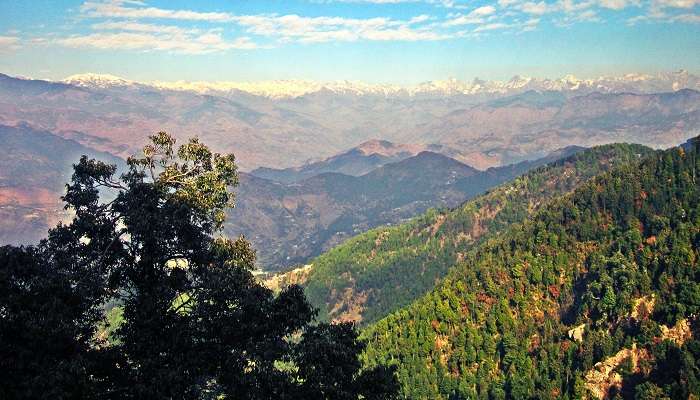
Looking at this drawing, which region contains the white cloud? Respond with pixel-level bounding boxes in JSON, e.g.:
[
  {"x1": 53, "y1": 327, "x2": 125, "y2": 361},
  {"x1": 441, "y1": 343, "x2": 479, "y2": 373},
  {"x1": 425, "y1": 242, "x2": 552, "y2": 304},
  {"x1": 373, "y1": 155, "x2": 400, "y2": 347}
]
[
  {"x1": 445, "y1": 5, "x2": 497, "y2": 26},
  {"x1": 653, "y1": 0, "x2": 699, "y2": 8},
  {"x1": 234, "y1": 14, "x2": 448, "y2": 42},
  {"x1": 57, "y1": 31, "x2": 257, "y2": 54},
  {"x1": 92, "y1": 21, "x2": 198, "y2": 35},
  {"x1": 474, "y1": 22, "x2": 510, "y2": 31},
  {"x1": 628, "y1": 0, "x2": 699, "y2": 24},
  {"x1": 80, "y1": 0, "x2": 236, "y2": 22},
  {"x1": 673, "y1": 12, "x2": 700, "y2": 21},
  {"x1": 520, "y1": 1, "x2": 555, "y2": 15},
  {"x1": 598, "y1": 0, "x2": 631, "y2": 10},
  {"x1": 472, "y1": 5, "x2": 497, "y2": 16},
  {"x1": 44, "y1": 0, "x2": 697, "y2": 52},
  {"x1": 74, "y1": 1, "x2": 451, "y2": 45},
  {"x1": 0, "y1": 36, "x2": 21, "y2": 51},
  {"x1": 409, "y1": 14, "x2": 432, "y2": 23},
  {"x1": 629, "y1": 9, "x2": 700, "y2": 24}
]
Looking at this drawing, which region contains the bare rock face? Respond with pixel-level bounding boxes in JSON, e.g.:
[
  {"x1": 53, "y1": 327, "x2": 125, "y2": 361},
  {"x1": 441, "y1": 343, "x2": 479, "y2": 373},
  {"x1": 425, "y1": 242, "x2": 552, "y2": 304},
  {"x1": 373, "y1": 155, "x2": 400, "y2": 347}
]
[
  {"x1": 660, "y1": 318, "x2": 693, "y2": 346},
  {"x1": 584, "y1": 344, "x2": 651, "y2": 400},
  {"x1": 582, "y1": 295, "x2": 693, "y2": 400},
  {"x1": 568, "y1": 324, "x2": 586, "y2": 343}
]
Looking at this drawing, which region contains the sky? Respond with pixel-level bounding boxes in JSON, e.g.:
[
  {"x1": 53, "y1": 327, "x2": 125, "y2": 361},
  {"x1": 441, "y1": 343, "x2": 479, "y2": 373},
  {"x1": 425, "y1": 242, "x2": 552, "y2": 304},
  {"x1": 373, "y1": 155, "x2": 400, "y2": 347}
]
[{"x1": 0, "y1": 0, "x2": 698, "y2": 84}]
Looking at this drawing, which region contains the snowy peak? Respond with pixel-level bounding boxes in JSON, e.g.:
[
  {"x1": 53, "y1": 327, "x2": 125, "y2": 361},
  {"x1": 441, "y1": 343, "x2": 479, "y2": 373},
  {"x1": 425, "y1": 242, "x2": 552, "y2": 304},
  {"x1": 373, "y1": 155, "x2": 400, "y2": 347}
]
[
  {"x1": 150, "y1": 79, "x2": 325, "y2": 98},
  {"x1": 62, "y1": 73, "x2": 135, "y2": 88},
  {"x1": 58, "y1": 70, "x2": 700, "y2": 98}
]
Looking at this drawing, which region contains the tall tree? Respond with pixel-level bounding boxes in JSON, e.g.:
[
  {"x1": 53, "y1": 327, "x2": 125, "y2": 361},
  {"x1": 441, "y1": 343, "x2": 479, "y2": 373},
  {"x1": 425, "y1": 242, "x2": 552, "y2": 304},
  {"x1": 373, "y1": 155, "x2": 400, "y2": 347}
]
[{"x1": 0, "y1": 132, "x2": 398, "y2": 400}]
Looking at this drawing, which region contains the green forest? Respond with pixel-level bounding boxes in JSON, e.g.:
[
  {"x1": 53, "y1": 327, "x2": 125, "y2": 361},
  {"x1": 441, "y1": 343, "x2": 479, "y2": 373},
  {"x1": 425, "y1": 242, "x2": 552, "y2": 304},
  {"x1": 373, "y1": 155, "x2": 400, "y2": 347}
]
[
  {"x1": 304, "y1": 144, "x2": 653, "y2": 325},
  {"x1": 359, "y1": 138, "x2": 700, "y2": 399}
]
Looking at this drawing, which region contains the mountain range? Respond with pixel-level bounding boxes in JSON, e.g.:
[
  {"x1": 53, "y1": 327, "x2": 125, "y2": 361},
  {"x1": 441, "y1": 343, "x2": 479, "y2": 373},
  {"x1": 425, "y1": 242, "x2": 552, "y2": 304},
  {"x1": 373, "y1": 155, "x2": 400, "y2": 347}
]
[
  {"x1": 2, "y1": 66, "x2": 700, "y2": 398},
  {"x1": 1, "y1": 71, "x2": 698, "y2": 171},
  {"x1": 63, "y1": 70, "x2": 700, "y2": 99},
  {"x1": 260, "y1": 136, "x2": 700, "y2": 398},
  {"x1": 1, "y1": 69, "x2": 699, "y2": 271}
]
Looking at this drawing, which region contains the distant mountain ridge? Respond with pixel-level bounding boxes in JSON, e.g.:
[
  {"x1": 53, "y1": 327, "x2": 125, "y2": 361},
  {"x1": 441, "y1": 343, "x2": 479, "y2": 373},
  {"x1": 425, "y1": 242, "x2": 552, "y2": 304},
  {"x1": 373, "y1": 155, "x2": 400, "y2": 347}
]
[
  {"x1": 61, "y1": 70, "x2": 700, "y2": 99},
  {"x1": 0, "y1": 121, "x2": 584, "y2": 272},
  {"x1": 229, "y1": 146, "x2": 586, "y2": 270},
  {"x1": 250, "y1": 139, "x2": 470, "y2": 183},
  {"x1": 2, "y1": 72, "x2": 698, "y2": 171}
]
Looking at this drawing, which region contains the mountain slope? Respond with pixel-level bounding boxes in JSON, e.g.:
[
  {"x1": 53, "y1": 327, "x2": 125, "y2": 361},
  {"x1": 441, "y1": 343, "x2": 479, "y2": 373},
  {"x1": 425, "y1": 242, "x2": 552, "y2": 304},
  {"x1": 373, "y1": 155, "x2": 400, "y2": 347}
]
[
  {"x1": 231, "y1": 147, "x2": 591, "y2": 271},
  {"x1": 297, "y1": 144, "x2": 652, "y2": 324},
  {"x1": 415, "y1": 89, "x2": 700, "y2": 168},
  {"x1": 361, "y1": 138, "x2": 700, "y2": 399}
]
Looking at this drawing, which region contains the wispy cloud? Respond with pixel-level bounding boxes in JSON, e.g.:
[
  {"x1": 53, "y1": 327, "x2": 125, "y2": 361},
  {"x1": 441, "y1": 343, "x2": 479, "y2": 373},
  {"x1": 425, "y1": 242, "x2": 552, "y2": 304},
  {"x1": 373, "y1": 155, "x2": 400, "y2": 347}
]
[
  {"x1": 233, "y1": 14, "x2": 447, "y2": 43},
  {"x1": 628, "y1": 0, "x2": 699, "y2": 24},
  {"x1": 80, "y1": 0, "x2": 236, "y2": 22},
  {"x1": 23, "y1": 0, "x2": 700, "y2": 55},
  {"x1": 70, "y1": 0, "x2": 453, "y2": 47},
  {"x1": 474, "y1": 22, "x2": 510, "y2": 31},
  {"x1": 91, "y1": 21, "x2": 198, "y2": 35},
  {"x1": 0, "y1": 36, "x2": 21, "y2": 51},
  {"x1": 445, "y1": 6, "x2": 497, "y2": 26},
  {"x1": 57, "y1": 31, "x2": 257, "y2": 54}
]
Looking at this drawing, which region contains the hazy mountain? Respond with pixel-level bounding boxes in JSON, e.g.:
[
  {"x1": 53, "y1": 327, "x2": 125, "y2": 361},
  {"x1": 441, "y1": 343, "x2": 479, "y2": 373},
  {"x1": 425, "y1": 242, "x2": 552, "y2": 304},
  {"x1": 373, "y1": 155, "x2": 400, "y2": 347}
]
[
  {"x1": 250, "y1": 139, "x2": 470, "y2": 183},
  {"x1": 414, "y1": 89, "x2": 700, "y2": 168},
  {"x1": 0, "y1": 117, "x2": 580, "y2": 272},
  {"x1": 229, "y1": 147, "x2": 585, "y2": 271},
  {"x1": 0, "y1": 72, "x2": 345, "y2": 169},
  {"x1": 2, "y1": 72, "x2": 698, "y2": 171},
  {"x1": 0, "y1": 124, "x2": 124, "y2": 245}
]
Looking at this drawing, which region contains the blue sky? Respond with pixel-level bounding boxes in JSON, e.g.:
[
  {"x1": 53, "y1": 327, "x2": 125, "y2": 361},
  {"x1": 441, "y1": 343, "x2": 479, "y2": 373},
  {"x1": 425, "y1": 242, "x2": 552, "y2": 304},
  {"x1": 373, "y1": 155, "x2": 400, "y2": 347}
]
[{"x1": 0, "y1": 0, "x2": 698, "y2": 83}]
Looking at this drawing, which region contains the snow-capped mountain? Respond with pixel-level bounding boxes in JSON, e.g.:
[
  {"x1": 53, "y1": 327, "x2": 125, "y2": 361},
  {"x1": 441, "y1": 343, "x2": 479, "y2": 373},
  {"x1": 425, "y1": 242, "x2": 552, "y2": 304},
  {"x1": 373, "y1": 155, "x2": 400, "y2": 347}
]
[
  {"x1": 60, "y1": 70, "x2": 700, "y2": 99},
  {"x1": 63, "y1": 73, "x2": 137, "y2": 89}
]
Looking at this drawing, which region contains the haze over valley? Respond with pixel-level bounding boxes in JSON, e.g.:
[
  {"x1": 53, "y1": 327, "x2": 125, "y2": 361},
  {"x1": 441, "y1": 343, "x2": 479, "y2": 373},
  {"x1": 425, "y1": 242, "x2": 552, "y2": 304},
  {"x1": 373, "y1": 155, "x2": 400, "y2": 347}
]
[{"x1": 2, "y1": 70, "x2": 700, "y2": 270}]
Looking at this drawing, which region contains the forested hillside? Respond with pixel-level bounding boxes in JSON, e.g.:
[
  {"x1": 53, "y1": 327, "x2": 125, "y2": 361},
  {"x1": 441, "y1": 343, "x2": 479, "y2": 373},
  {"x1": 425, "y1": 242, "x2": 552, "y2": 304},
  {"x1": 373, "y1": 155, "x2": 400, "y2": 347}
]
[
  {"x1": 361, "y1": 138, "x2": 700, "y2": 399},
  {"x1": 301, "y1": 144, "x2": 653, "y2": 325}
]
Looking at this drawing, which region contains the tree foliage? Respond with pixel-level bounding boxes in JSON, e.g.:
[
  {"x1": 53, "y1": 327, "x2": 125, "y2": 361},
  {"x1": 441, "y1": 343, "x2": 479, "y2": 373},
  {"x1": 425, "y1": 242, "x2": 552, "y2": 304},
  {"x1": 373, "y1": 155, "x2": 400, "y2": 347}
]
[{"x1": 0, "y1": 132, "x2": 398, "y2": 399}]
